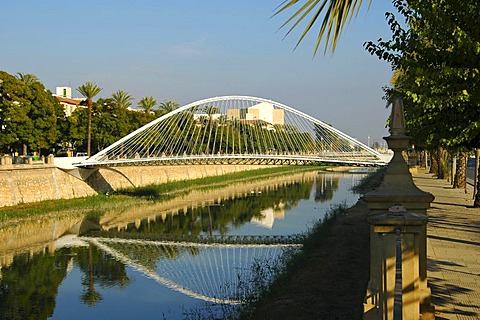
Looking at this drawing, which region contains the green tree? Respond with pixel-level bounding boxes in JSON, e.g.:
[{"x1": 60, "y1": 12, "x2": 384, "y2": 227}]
[
  {"x1": 16, "y1": 72, "x2": 40, "y2": 85},
  {"x1": 77, "y1": 82, "x2": 102, "y2": 156},
  {"x1": 138, "y1": 96, "x2": 157, "y2": 113},
  {"x1": 75, "y1": 97, "x2": 158, "y2": 153},
  {"x1": 111, "y1": 90, "x2": 133, "y2": 109},
  {"x1": 365, "y1": 0, "x2": 479, "y2": 146},
  {"x1": 126, "y1": 107, "x2": 158, "y2": 134},
  {"x1": 68, "y1": 107, "x2": 88, "y2": 152},
  {"x1": 0, "y1": 71, "x2": 60, "y2": 155},
  {"x1": 157, "y1": 99, "x2": 179, "y2": 116},
  {"x1": 364, "y1": 0, "x2": 480, "y2": 201},
  {"x1": 26, "y1": 80, "x2": 62, "y2": 154},
  {"x1": 92, "y1": 98, "x2": 131, "y2": 151}
]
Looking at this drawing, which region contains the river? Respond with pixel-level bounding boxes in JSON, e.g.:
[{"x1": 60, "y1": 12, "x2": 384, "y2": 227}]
[{"x1": 0, "y1": 170, "x2": 368, "y2": 319}]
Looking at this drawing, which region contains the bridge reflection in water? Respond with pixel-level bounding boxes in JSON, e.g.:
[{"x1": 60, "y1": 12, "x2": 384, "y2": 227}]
[
  {"x1": 86, "y1": 237, "x2": 298, "y2": 304},
  {"x1": 0, "y1": 170, "x2": 366, "y2": 319}
]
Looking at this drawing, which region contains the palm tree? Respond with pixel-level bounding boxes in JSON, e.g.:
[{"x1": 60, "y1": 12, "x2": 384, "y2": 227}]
[
  {"x1": 203, "y1": 106, "x2": 221, "y2": 154},
  {"x1": 16, "y1": 72, "x2": 39, "y2": 85},
  {"x1": 158, "y1": 100, "x2": 179, "y2": 115},
  {"x1": 138, "y1": 96, "x2": 157, "y2": 113},
  {"x1": 111, "y1": 90, "x2": 133, "y2": 109},
  {"x1": 275, "y1": 0, "x2": 369, "y2": 55},
  {"x1": 203, "y1": 105, "x2": 220, "y2": 116},
  {"x1": 77, "y1": 82, "x2": 102, "y2": 156}
]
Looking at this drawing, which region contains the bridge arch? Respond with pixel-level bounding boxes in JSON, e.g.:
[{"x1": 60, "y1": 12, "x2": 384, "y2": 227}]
[{"x1": 80, "y1": 96, "x2": 386, "y2": 167}]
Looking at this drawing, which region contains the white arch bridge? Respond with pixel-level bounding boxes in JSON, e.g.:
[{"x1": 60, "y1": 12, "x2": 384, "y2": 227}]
[{"x1": 78, "y1": 96, "x2": 388, "y2": 167}]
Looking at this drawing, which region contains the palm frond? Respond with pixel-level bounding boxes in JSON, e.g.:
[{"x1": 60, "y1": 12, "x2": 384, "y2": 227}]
[{"x1": 274, "y1": 0, "x2": 370, "y2": 55}]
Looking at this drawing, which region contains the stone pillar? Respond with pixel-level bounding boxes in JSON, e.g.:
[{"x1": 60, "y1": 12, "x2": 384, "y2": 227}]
[
  {"x1": 365, "y1": 207, "x2": 428, "y2": 320},
  {"x1": 46, "y1": 154, "x2": 55, "y2": 164},
  {"x1": 1, "y1": 155, "x2": 13, "y2": 166},
  {"x1": 363, "y1": 97, "x2": 435, "y2": 319}
]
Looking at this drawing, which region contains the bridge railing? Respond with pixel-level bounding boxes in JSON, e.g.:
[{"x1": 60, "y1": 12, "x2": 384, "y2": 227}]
[{"x1": 78, "y1": 151, "x2": 387, "y2": 167}]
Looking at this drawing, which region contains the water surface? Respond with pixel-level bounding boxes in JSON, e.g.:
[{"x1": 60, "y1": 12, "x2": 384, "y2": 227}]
[{"x1": 0, "y1": 171, "x2": 365, "y2": 319}]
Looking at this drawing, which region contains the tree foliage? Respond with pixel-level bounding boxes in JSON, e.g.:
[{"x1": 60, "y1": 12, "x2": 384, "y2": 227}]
[
  {"x1": 158, "y1": 99, "x2": 179, "y2": 116},
  {"x1": 16, "y1": 72, "x2": 40, "y2": 85},
  {"x1": 0, "y1": 71, "x2": 182, "y2": 156},
  {"x1": 275, "y1": 0, "x2": 371, "y2": 55},
  {"x1": 111, "y1": 90, "x2": 133, "y2": 109},
  {"x1": 138, "y1": 96, "x2": 157, "y2": 113},
  {"x1": 77, "y1": 82, "x2": 102, "y2": 156},
  {"x1": 364, "y1": 0, "x2": 480, "y2": 151},
  {"x1": 0, "y1": 71, "x2": 61, "y2": 154},
  {"x1": 68, "y1": 98, "x2": 157, "y2": 152}
]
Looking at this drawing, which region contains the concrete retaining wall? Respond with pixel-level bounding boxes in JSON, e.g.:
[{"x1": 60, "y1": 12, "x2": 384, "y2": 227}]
[{"x1": 0, "y1": 163, "x2": 271, "y2": 207}]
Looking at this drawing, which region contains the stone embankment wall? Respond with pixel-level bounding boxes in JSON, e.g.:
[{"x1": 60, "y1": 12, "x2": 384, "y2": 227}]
[
  {"x1": 87, "y1": 164, "x2": 271, "y2": 192},
  {"x1": 0, "y1": 155, "x2": 270, "y2": 207},
  {"x1": 0, "y1": 155, "x2": 97, "y2": 207}
]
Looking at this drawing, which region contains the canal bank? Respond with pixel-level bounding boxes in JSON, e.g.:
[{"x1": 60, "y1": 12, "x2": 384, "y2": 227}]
[
  {"x1": 0, "y1": 166, "x2": 326, "y2": 220},
  {"x1": 0, "y1": 161, "x2": 275, "y2": 207}
]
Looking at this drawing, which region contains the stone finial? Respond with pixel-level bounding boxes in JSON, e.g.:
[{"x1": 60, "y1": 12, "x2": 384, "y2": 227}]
[{"x1": 389, "y1": 96, "x2": 406, "y2": 136}]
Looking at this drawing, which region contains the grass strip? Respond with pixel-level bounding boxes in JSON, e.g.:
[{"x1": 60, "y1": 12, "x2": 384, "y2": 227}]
[{"x1": 116, "y1": 165, "x2": 324, "y2": 199}]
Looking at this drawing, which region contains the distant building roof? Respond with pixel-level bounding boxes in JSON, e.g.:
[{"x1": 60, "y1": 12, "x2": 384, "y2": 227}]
[{"x1": 55, "y1": 96, "x2": 83, "y2": 106}]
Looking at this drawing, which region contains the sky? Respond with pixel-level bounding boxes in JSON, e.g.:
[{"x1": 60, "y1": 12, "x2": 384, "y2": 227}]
[{"x1": 1, "y1": 0, "x2": 398, "y2": 147}]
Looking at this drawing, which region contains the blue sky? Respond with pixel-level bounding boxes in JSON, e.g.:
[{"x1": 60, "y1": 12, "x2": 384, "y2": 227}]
[{"x1": 1, "y1": 0, "x2": 397, "y2": 146}]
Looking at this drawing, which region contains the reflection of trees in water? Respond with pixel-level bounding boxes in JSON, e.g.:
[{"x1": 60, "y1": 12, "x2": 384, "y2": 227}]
[
  {"x1": 111, "y1": 179, "x2": 315, "y2": 238},
  {"x1": 61, "y1": 178, "x2": 316, "y2": 305},
  {"x1": 0, "y1": 250, "x2": 70, "y2": 319},
  {"x1": 81, "y1": 244, "x2": 103, "y2": 306},
  {"x1": 0, "y1": 245, "x2": 134, "y2": 311},
  {"x1": 72, "y1": 245, "x2": 130, "y2": 306},
  {"x1": 314, "y1": 174, "x2": 340, "y2": 203},
  {"x1": 78, "y1": 179, "x2": 315, "y2": 277}
]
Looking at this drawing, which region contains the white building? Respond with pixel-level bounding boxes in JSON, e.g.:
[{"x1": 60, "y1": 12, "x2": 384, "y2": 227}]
[
  {"x1": 227, "y1": 102, "x2": 284, "y2": 126},
  {"x1": 53, "y1": 86, "x2": 84, "y2": 117}
]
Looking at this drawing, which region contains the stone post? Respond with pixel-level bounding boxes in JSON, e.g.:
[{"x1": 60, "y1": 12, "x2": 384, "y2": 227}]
[
  {"x1": 365, "y1": 206, "x2": 428, "y2": 320},
  {"x1": 46, "y1": 154, "x2": 55, "y2": 165},
  {"x1": 363, "y1": 97, "x2": 435, "y2": 319},
  {"x1": 1, "y1": 155, "x2": 13, "y2": 166}
]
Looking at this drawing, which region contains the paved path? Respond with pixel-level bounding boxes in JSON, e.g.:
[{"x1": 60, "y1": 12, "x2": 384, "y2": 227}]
[{"x1": 413, "y1": 170, "x2": 480, "y2": 319}]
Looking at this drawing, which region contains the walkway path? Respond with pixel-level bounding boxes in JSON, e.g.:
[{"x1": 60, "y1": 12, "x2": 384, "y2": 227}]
[{"x1": 413, "y1": 170, "x2": 480, "y2": 319}]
